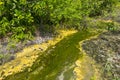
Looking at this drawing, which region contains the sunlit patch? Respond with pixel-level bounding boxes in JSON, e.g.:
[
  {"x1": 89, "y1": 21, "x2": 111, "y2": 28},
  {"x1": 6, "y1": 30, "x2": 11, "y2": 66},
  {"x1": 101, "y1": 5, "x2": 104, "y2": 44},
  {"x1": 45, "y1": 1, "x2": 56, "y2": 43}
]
[
  {"x1": 0, "y1": 30, "x2": 77, "y2": 79},
  {"x1": 74, "y1": 35, "x2": 101, "y2": 80},
  {"x1": 74, "y1": 55, "x2": 101, "y2": 80},
  {"x1": 0, "y1": 2, "x2": 3, "y2": 5}
]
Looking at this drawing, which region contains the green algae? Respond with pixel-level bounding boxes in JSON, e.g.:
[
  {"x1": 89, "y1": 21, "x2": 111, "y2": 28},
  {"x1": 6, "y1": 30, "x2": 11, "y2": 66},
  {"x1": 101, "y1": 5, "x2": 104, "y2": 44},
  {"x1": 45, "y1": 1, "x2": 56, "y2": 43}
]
[{"x1": 4, "y1": 30, "x2": 99, "y2": 80}]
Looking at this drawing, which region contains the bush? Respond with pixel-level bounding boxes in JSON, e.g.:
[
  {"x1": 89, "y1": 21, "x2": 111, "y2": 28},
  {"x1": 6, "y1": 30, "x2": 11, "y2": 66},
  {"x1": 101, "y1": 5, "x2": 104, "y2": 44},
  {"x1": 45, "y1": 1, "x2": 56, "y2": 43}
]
[{"x1": 0, "y1": 0, "x2": 118, "y2": 41}]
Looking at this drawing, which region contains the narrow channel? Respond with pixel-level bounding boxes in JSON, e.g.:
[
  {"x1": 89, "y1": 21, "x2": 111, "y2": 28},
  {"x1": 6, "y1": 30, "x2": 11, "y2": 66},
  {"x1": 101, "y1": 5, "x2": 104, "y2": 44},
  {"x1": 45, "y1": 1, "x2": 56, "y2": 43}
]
[{"x1": 4, "y1": 31, "x2": 100, "y2": 80}]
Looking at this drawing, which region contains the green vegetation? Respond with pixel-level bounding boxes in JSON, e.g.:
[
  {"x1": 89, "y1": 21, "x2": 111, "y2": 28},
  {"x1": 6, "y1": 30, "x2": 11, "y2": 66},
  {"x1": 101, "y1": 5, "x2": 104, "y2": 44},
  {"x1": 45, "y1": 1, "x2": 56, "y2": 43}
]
[
  {"x1": 0, "y1": 0, "x2": 119, "y2": 41},
  {"x1": 0, "y1": 0, "x2": 120, "y2": 80}
]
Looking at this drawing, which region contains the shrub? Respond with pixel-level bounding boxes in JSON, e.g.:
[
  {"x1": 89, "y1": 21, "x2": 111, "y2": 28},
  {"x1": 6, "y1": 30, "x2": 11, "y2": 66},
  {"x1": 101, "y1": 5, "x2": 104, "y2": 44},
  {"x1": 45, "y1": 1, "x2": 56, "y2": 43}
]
[{"x1": 0, "y1": 0, "x2": 118, "y2": 41}]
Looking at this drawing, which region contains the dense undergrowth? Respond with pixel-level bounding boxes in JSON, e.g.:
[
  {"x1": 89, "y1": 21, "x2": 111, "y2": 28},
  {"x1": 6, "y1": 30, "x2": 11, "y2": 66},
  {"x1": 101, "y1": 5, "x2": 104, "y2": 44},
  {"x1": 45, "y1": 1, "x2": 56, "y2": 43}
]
[{"x1": 0, "y1": 0, "x2": 119, "y2": 41}]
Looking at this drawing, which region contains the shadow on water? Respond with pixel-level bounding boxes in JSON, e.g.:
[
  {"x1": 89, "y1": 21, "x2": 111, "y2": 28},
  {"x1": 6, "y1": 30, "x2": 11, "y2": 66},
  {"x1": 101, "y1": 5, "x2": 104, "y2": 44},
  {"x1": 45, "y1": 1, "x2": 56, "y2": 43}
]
[{"x1": 4, "y1": 30, "x2": 98, "y2": 80}]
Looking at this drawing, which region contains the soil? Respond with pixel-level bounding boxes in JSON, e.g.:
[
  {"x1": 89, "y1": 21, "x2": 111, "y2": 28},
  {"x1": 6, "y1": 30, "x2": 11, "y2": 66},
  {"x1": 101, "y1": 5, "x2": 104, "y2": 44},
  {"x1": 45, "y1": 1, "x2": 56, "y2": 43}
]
[{"x1": 82, "y1": 30, "x2": 120, "y2": 80}]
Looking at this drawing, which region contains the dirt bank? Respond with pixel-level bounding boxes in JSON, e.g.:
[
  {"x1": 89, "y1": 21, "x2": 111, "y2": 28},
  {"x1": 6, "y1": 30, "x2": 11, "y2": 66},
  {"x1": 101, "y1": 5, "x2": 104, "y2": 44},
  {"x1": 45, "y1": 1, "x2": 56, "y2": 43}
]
[{"x1": 82, "y1": 30, "x2": 120, "y2": 80}]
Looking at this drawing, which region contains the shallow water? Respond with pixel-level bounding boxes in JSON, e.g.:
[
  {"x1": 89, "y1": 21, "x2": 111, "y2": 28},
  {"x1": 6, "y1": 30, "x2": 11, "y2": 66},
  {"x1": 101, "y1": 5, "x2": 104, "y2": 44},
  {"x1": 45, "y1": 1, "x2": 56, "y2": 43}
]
[{"x1": 4, "y1": 31, "x2": 100, "y2": 80}]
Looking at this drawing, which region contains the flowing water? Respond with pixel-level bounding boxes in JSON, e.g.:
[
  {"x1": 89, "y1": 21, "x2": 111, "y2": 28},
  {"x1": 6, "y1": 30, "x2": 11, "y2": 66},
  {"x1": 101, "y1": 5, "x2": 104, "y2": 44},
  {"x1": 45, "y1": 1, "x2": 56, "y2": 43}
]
[{"x1": 4, "y1": 31, "x2": 101, "y2": 80}]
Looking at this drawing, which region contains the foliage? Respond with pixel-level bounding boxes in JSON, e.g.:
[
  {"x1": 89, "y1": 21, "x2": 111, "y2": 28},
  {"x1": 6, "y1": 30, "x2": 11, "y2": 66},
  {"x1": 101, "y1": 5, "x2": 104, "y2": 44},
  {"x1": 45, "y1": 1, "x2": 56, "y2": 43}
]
[
  {"x1": 0, "y1": 0, "x2": 34, "y2": 41},
  {"x1": 0, "y1": 0, "x2": 118, "y2": 41},
  {"x1": 89, "y1": 0, "x2": 119, "y2": 17},
  {"x1": 0, "y1": 54, "x2": 4, "y2": 59}
]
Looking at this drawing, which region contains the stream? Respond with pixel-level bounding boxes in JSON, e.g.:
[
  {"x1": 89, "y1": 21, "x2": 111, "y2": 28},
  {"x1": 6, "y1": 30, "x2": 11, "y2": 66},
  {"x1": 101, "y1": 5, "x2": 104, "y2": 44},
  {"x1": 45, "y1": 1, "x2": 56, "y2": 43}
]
[{"x1": 4, "y1": 31, "x2": 101, "y2": 80}]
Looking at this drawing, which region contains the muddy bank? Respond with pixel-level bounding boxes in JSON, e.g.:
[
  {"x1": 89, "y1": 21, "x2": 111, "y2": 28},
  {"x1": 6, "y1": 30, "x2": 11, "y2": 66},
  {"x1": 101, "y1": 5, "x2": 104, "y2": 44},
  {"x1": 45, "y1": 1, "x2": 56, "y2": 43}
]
[{"x1": 82, "y1": 30, "x2": 120, "y2": 80}]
